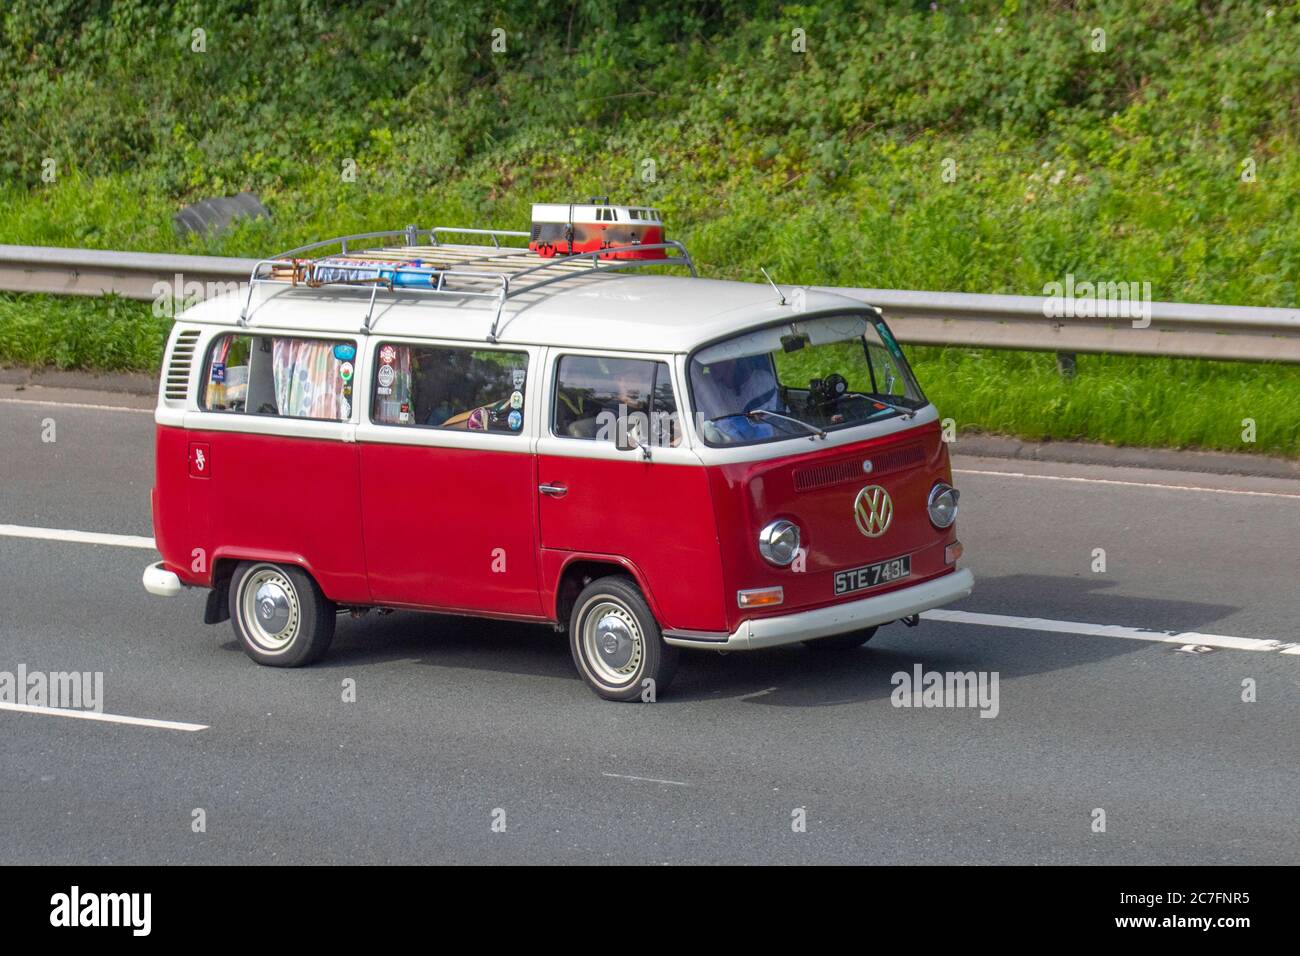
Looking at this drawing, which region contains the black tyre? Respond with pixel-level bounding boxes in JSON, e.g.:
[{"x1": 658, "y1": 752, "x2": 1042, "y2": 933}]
[
  {"x1": 569, "y1": 576, "x2": 679, "y2": 701},
  {"x1": 229, "y1": 561, "x2": 336, "y2": 667},
  {"x1": 803, "y1": 626, "x2": 878, "y2": 651}
]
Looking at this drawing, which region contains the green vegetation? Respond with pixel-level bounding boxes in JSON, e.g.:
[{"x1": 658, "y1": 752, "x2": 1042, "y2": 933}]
[
  {"x1": 1, "y1": 1, "x2": 1297, "y2": 455},
  {"x1": 912, "y1": 347, "x2": 1300, "y2": 455},
  {"x1": 0, "y1": 293, "x2": 170, "y2": 371}
]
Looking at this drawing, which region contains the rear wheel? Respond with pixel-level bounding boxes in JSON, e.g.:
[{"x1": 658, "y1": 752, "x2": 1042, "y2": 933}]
[
  {"x1": 569, "y1": 576, "x2": 678, "y2": 701},
  {"x1": 803, "y1": 626, "x2": 878, "y2": 651},
  {"x1": 229, "y1": 561, "x2": 335, "y2": 667}
]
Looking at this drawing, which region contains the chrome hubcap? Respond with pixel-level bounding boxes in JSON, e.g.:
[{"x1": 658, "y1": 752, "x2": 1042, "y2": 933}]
[
  {"x1": 582, "y1": 601, "x2": 643, "y2": 687},
  {"x1": 240, "y1": 567, "x2": 300, "y2": 653},
  {"x1": 255, "y1": 581, "x2": 291, "y2": 635}
]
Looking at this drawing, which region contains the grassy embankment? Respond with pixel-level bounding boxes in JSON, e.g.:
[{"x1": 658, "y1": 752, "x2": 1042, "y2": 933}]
[{"x1": 1, "y1": 2, "x2": 1296, "y2": 454}]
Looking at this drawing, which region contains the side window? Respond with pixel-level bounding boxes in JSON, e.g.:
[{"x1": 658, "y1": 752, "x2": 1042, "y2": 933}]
[
  {"x1": 370, "y1": 342, "x2": 528, "y2": 434},
  {"x1": 553, "y1": 355, "x2": 680, "y2": 446},
  {"x1": 203, "y1": 333, "x2": 356, "y2": 421}
]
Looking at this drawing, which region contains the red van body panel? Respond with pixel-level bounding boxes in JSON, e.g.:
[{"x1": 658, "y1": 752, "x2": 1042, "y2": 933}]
[
  {"x1": 704, "y1": 420, "x2": 958, "y2": 634},
  {"x1": 539, "y1": 550, "x2": 665, "y2": 624},
  {"x1": 358, "y1": 442, "x2": 546, "y2": 619},
  {"x1": 536, "y1": 454, "x2": 727, "y2": 632},
  {"x1": 154, "y1": 424, "x2": 370, "y2": 603},
  {"x1": 156, "y1": 419, "x2": 953, "y2": 632}
]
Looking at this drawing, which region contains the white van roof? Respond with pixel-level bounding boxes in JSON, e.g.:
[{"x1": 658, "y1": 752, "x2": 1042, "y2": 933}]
[{"x1": 178, "y1": 245, "x2": 871, "y2": 354}]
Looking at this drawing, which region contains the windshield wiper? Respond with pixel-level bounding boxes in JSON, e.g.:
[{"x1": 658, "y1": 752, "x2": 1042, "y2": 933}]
[
  {"x1": 746, "y1": 408, "x2": 827, "y2": 439},
  {"x1": 857, "y1": 394, "x2": 919, "y2": 420}
]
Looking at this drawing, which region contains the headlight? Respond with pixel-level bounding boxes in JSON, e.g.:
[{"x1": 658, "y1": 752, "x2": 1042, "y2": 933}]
[
  {"x1": 927, "y1": 483, "x2": 960, "y2": 529},
  {"x1": 758, "y1": 519, "x2": 801, "y2": 566}
]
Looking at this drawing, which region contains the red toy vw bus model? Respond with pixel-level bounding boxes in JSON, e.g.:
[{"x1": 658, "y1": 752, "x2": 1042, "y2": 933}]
[
  {"x1": 528, "y1": 200, "x2": 665, "y2": 259},
  {"x1": 142, "y1": 222, "x2": 973, "y2": 701}
]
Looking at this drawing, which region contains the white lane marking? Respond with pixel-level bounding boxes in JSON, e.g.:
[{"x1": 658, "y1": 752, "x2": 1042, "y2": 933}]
[
  {"x1": 0, "y1": 397, "x2": 152, "y2": 414},
  {"x1": 601, "y1": 772, "x2": 689, "y2": 787},
  {"x1": 0, "y1": 701, "x2": 207, "y2": 732},
  {"x1": 953, "y1": 468, "x2": 1300, "y2": 500},
  {"x1": 923, "y1": 608, "x2": 1300, "y2": 655},
  {"x1": 7, "y1": 524, "x2": 1295, "y2": 659},
  {"x1": 0, "y1": 524, "x2": 156, "y2": 550}
]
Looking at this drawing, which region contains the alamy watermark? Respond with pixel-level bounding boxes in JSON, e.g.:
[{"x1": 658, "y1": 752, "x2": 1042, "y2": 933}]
[
  {"x1": 891, "y1": 664, "x2": 999, "y2": 718},
  {"x1": 0, "y1": 666, "x2": 103, "y2": 711},
  {"x1": 1042, "y1": 273, "x2": 1152, "y2": 329},
  {"x1": 151, "y1": 275, "x2": 245, "y2": 318},
  {"x1": 50, "y1": 886, "x2": 150, "y2": 936}
]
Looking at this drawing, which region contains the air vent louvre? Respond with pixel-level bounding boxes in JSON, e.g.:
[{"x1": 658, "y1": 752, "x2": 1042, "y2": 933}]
[
  {"x1": 164, "y1": 330, "x2": 201, "y2": 401},
  {"x1": 794, "y1": 444, "x2": 926, "y2": 492}
]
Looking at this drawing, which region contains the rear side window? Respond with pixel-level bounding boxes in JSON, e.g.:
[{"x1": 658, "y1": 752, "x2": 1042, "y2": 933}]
[
  {"x1": 203, "y1": 334, "x2": 356, "y2": 421},
  {"x1": 370, "y1": 342, "x2": 528, "y2": 433},
  {"x1": 553, "y1": 355, "x2": 680, "y2": 446}
]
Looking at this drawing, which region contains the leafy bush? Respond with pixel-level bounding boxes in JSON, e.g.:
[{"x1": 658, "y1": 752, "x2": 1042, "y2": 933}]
[{"x1": 1, "y1": 1, "x2": 1297, "y2": 454}]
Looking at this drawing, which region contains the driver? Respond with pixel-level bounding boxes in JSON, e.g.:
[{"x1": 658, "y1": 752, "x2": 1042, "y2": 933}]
[{"x1": 694, "y1": 353, "x2": 783, "y2": 442}]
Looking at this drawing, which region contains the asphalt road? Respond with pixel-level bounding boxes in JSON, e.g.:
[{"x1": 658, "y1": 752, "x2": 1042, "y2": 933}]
[{"x1": 1, "y1": 383, "x2": 1297, "y2": 864}]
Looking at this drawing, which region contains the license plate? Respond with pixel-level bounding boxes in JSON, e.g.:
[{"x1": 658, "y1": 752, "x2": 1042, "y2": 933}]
[{"x1": 834, "y1": 555, "x2": 911, "y2": 596}]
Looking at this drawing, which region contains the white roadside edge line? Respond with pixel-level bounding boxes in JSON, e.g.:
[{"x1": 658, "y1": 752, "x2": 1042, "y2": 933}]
[
  {"x1": 0, "y1": 524, "x2": 156, "y2": 550},
  {"x1": 953, "y1": 467, "x2": 1300, "y2": 500},
  {"x1": 0, "y1": 701, "x2": 207, "y2": 732},
  {"x1": 601, "y1": 772, "x2": 690, "y2": 787},
  {"x1": 922, "y1": 608, "x2": 1300, "y2": 655},
  {"x1": 0, "y1": 397, "x2": 153, "y2": 414}
]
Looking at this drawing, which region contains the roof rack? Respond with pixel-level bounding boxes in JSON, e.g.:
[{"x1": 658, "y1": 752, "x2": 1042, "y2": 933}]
[{"x1": 237, "y1": 224, "x2": 697, "y2": 342}]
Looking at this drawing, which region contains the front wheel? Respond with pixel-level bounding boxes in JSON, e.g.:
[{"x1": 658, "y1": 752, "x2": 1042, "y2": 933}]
[
  {"x1": 229, "y1": 561, "x2": 335, "y2": 667},
  {"x1": 804, "y1": 626, "x2": 878, "y2": 651},
  {"x1": 569, "y1": 576, "x2": 678, "y2": 701}
]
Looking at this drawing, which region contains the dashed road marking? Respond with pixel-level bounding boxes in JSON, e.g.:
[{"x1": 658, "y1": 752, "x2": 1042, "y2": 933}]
[
  {"x1": 0, "y1": 397, "x2": 152, "y2": 414},
  {"x1": 953, "y1": 468, "x2": 1300, "y2": 501},
  {"x1": 923, "y1": 608, "x2": 1300, "y2": 655},
  {"x1": 601, "y1": 772, "x2": 689, "y2": 787},
  {"x1": 0, "y1": 524, "x2": 155, "y2": 550},
  {"x1": 0, "y1": 701, "x2": 207, "y2": 732}
]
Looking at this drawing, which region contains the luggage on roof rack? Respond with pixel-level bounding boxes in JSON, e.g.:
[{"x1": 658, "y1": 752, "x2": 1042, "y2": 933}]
[
  {"x1": 237, "y1": 223, "x2": 696, "y2": 342},
  {"x1": 528, "y1": 201, "x2": 666, "y2": 260}
]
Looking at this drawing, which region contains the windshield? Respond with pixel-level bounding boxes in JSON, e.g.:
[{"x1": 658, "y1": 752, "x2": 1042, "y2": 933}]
[{"x1": 689, "y1": 312, "x2": 927, "y2": 447}]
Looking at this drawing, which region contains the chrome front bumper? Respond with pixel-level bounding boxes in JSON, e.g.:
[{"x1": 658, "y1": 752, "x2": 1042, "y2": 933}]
[{"x1": 663, "y1": 568, "x2": 974, "y2": 651}]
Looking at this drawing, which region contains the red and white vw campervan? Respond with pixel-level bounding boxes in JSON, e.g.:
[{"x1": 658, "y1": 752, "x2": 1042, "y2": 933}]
[{"x1": 143, "y1": 219, "x2": 973, "y2": 700}]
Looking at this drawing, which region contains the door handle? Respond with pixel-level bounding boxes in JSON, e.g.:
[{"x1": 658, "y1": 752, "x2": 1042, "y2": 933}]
[{"x1": 539, "y1": 483, "x2": 568, "y2": 498}]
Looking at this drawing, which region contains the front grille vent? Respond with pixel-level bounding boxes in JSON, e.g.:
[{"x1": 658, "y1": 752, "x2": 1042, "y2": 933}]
[{"x1": 794, "y1": 444, "x2": 926, "y2": 492}]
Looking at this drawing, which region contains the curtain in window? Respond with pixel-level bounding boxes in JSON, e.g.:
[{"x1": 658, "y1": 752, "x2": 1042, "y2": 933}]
[{"x1": 272, "y1": 339, "x2": 346, "y2": 420}]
